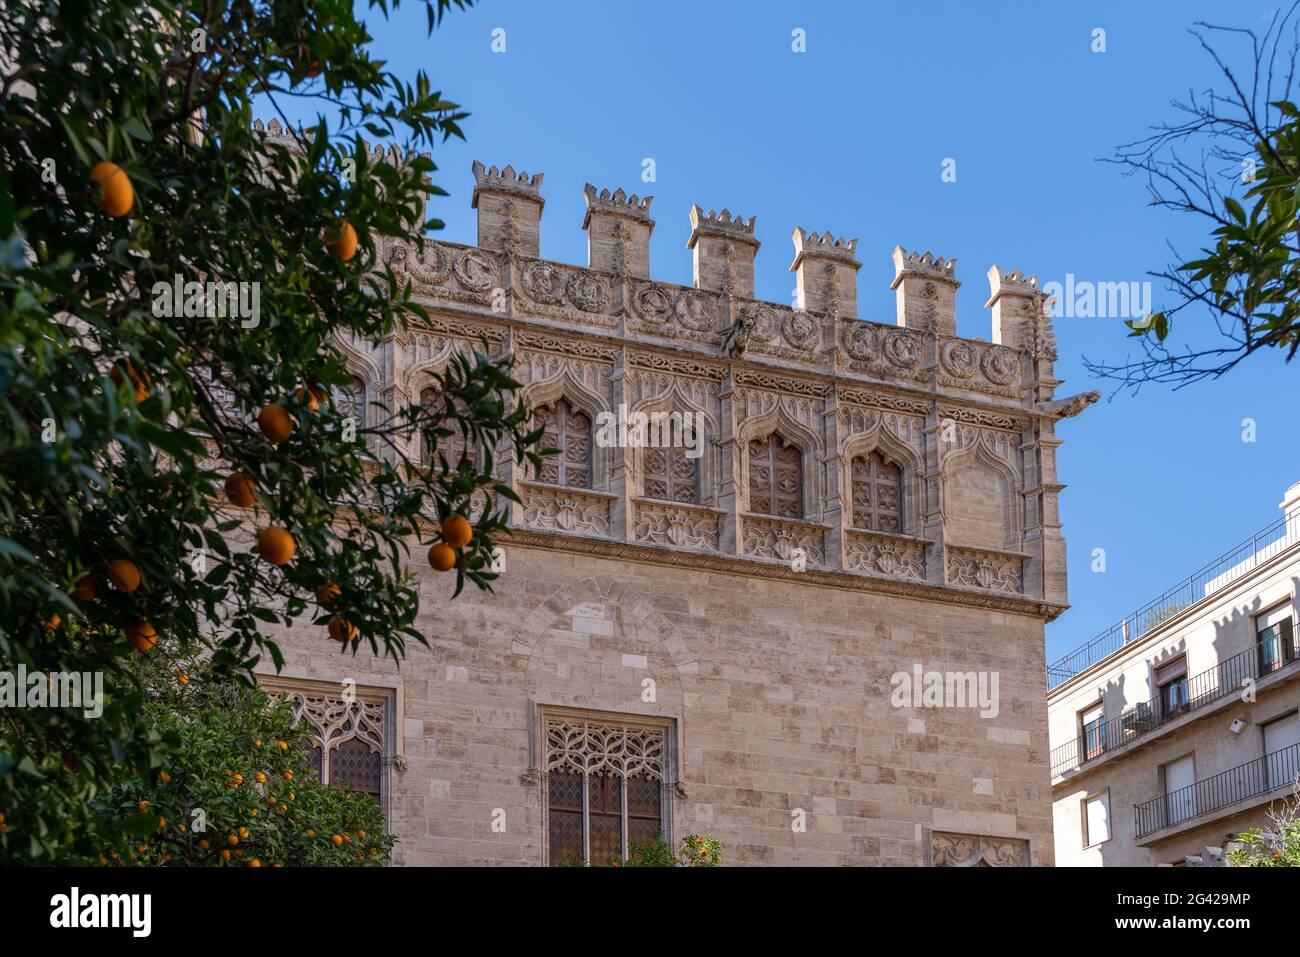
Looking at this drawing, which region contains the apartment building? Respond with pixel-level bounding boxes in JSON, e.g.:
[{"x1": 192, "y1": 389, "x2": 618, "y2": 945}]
[{"x1": 1047, "y1": 482, "x2": 1300, "y2": 865}]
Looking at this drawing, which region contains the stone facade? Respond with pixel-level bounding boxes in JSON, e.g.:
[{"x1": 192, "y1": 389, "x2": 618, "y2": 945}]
[
  {"x1": 251, "y1": 122, "x2": 1096, "y2": 865},
  {"x1": 1048, "y1": 483, "x2": 1300, "y2": 866}
]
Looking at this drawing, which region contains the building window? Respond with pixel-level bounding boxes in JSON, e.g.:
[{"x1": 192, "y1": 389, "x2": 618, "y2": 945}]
[
  {"x1": 1257, "y1": 605, "x2": 1295, "y2": 675},
  {"x1": 1263, "y1": 710, "x2": 1300, "y2": 790},
  {"x1": 1079, "y1": 702, "x2": 1106, "y2": 761},
  {"x1": 851, "y1": 451, "x2": 902, "y2": 532},
  {"x1": 1083, "y1": 791, "x2": 1111, "y2": 847},
  {"x1": 643, "y1": 421, "x2": 698, "y2": 504},
  {"x1": 271, "y1": 686, "x2": 388, "y2": 805},
  {"x1": 1162, "y1": 753, "x2": 1197, "y2": 825},
  {"x1": 537, "y1": 399, "x2": 591, "y2": 489},
  {"x1": 544, "y1": 714, "x2": 669, "y2": 866},
  {"x1": 748, "y1": 433, "x2": 801, "y2": 518},
  {"x1": 333, "y1": 375, "x2": 367, "y2": 427},
  {"x1": 1154, "y1": 657, "x2": 1189, "y2": 722},
  {"x1": 420, "y1": 385, "x2": 479, "y2": 471}
]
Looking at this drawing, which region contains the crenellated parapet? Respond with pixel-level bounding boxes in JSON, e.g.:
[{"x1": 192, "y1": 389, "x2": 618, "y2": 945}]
[
  {"x1": 471, "y1": 161, "x2": 544, "y2": 257},
  {"x1": 687, "y1": 206, "x2": 760, "y2": 299},
  {"x1": 338, "y1": 156, "x2": 1096, "y2": 619}
]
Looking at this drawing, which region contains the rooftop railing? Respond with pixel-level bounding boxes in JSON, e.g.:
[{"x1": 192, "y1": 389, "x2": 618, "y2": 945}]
[
  {"x1": 1047, "y1": 511, "x2": 1300, "y2": 691},
  {"x1": 1134, "y1": 742, "x2": 1300, "y2": 839},
  {"x1": 1049, "y1": 633, "x2": 1297, "y2": 778}
]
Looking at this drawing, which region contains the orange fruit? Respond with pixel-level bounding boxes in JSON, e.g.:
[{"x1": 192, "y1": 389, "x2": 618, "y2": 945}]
[
  {"x1": 441, "y1": 514, "x2": 472, "y2": 549},
  {"x1": 325, "y1": 220, "x2": 358, "y2": 262},
  {"x1": 257, "y1": 403, "x2": 293, "y2": 443},
  {"x1": 427, "y1": 543, "x2": 456, "y2": 572},
  {"x1": 328, "y1": 616, "x2": 357, "y2": 643},
  {"x1": 357, "y1": 829, "x2": 366, "y2": 839},
  {"x1": 42, "y1": 613, "x2": 60, "y2": 632},
  {"x1": 227, "y1": 834, "x2": 239, "y2": 846},
  {"x1": 126, "y1": 620, "x2": 157, "y2": 653},
  {"x1": 137, "y1": 800, "x2": 149, "y2": 812},
  {"x1": 282, "y1": 770, "x2": 293, "y2": 781},
  {"x1": 238, "y1": 827, "x2": 249, "y2": 839},
  {"x1": 176, "y1": 668, "x2": 189, "y2": 686},
  {"x1": 110, "y1": 359, "x2": 150, "y2": 403},
  {"x1": 107, "y1": 559, "x2": 141, "y2": 593},
  {"x1": 231, "y1": 773, "x2": 244, "y2": 786},
  {"x1": 331, "y1": 834, "x2": 343, "y2": 846},
  {"x1": 267, "y1": 796, "x2": 277, "y2": 806},
  {"x1": 277, "y1": 741, "x2": 288, "y2": 750},
  {"x1": 159, "y1": 771, "x2": 171, "y2": 783},
  {"x1": 224, "y1": 472, "x2": 256, "y2": 507},
  {"x1": 257, "y1": 526, "x2": 296, "y2": 565},
  {"x1": 219, "y1": 849, "x2": 230, "y2": 861},
  {"x1": 315, "y1": 582, "x2": 341, "y2": 604},
  {"x1": 305, "y1": 829, "x2": 316, "y2": 838},
  {"x1": 253, "y1": 738, "x2": 262, "y2": 747},
  {"x1": 72, "y1": 575, "x2": 98, "y2": 601},
  {"x1": 90, "y1": 161, "x2": 134, "y2": 217},
  {"x1": 254, "y1": 772, "x2": 266, "y2": 784},
  {"x1": 249, "y1": 858, "x2": 261, "y2": 868},
  {"x1": 294, "y1": 386, "x2": 320, "y2": 412},
  {"x1": 198, "y1": 839, "x2": 209, "y2": 850}
]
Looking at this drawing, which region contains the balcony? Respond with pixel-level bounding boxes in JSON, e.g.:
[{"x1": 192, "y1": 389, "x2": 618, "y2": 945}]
[
  {"x1": 1134, "y1": 742, "x2": 1300, "y2": 839},
  {"x1": 1049, "y1": 633, "x2": 1298, "y2": 778},
  {"x1": 1047, "y1": 510, "x2": 1300, "y2": 691}
]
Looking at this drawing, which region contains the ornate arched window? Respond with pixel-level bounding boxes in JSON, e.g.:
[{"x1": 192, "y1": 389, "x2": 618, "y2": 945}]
[
  {"x1": 275, "y1": 688, "x2": 387, "y2": 804},
  {"x1": 851, "y1": 450, "x2": 903, "y2": 532},
  {"x1": 545, "y1": 714, "x2": 668, "y2": 866},
  {"x1": 537, "y1": 399, "x2": 591, "y2": 488},
  {"x1": 643, "y1": 419, "x2": 698, "y2": 504},
  {"x1": 333, "y1": 375, "x2": 366, "y2": 427},
  {"x1": 748, "y1": 433, "x2": 801, "y2": 518},
  {"x1": 420, "y1": 385, "x2": 478, "y2": 470}
]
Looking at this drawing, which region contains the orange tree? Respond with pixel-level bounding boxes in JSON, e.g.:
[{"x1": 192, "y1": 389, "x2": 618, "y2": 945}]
[
  {"x1": 0, "y1": 0, "x2": 545, "y2": 863},
  {"x1": 99, "y1": 661, "x2": 393, "y2": 868}
]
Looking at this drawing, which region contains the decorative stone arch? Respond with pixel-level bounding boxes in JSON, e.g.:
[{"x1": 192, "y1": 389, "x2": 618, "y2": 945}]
[
  {"x1": 736, "y1": 404, "x2": 822, "y2": 520},
  {"x1": 940, "y1": 434, "x2": 1022, "y2": 551},
  {"x1": 406, "y1": 343, "x2": 483, "y2": 467},
  {"x1": 840, "y1": 426, "x2": 924, "y2": 535},
  {"x1": 627, "y1": 381, "x2": 719, "y2": 507},
  {"x1": 331, "y1": 337, "x2": 382, "y2": 432},
  {"x1": 523, "y1": 372, "x2": 612, "y2": 491}
]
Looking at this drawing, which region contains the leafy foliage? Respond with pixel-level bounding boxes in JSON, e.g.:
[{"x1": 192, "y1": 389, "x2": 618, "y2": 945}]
[
  {"x1": 95, "y1": 668, "x2": 392, "y2": 867},
  {"x1": 1091, "y1": 9, "x2": 1300, "y2": 387},
  {"x1": 621, "y1": 830, "x2": 724, "y2": 867},
  {"x1": 0, "y1": 0, "x2": 544, "y2": 862},
  {"x1": 1227, "y1": 785, "x2": 1300, "y2": 867}
]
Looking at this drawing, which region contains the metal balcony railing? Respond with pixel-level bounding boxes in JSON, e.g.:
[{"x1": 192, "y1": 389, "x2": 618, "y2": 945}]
[
  {"x1": 1134, "y1": 742, "x2": 1300, "y2": 838},
  {"x1": 1049, "y1": 634, "x2": 1297, "y2": 777},
  {"x1": 1047, "y1": 512, "x2": 1300, "y2": 691}
]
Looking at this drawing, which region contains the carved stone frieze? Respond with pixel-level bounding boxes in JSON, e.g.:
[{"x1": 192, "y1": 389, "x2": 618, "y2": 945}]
[
  {"x1": 930, "y1": 831, "x2": 1029, "y2": 867},
  {"x1": 945, "y1": 545, "x2": 1023, "y2": 594},
  {"x1": 844, "y1": 529, "x2": 926, "y2": 582},
  {"x1": 521, "y1": 483, "x2": 612, "y2": 536},
  {"x1": 632, "y1": 499, "x2": 722, "y2": 551},
  {"x1": 742, "y1": 514, "x2": 824, "y2": 566}
]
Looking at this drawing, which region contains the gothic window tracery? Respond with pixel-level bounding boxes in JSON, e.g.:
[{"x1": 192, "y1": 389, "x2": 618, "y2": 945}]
[
  {"x1": 333, "y1": 375, "x2": 367, "y2": 427},
  {"x1": 748, "y1": 432, "x2": 801, "y2": 518},
  {"x1": 271, "y1": 687, "x2": 388, "y2": 803},
  {"x1": 536, "y1": 399, "x2": 591, "y2": 488},
  {"x1": 643, "y1": 419, "x2": 698, "y2": 504},
  {"x1": 851, "y1": 450, "x2": 903, "y2": 532},
  {"x1": 545, "y1": 716, "x2": 668, "y2": 866}
]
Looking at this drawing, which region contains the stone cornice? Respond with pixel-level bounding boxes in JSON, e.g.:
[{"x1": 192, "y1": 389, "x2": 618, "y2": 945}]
[{"x1": 500, "y1": 526, "x2": 1068, "y2": 622}]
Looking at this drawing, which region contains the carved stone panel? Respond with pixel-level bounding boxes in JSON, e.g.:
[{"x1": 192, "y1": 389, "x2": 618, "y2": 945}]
[
  {"x1": 945, "y1": 546, "x2": 1024, "y2": 594},
  {"x1": 930, "y1": 831, "x2": 1029, "y2": 867}
]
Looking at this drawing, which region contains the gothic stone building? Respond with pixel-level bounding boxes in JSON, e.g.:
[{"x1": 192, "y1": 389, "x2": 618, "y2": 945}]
[{"x1": 252, "y1": 123, "x2": 1096, "y2": 866}]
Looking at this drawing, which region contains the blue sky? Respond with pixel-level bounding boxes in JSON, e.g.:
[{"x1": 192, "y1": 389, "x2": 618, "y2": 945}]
[{"x1": 278, "y1": 1, "x2": 1297, "y2": 664}]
